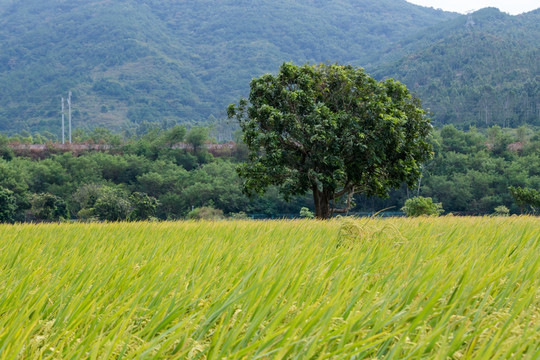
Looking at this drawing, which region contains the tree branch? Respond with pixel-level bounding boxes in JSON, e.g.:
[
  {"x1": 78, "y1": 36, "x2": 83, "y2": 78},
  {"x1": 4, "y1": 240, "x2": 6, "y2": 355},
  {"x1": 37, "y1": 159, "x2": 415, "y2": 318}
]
[
  {"x1": 331, "y1": 185, "x2": 356, "y2": 215},
  {"x1": 333, "y1": 183, "x2": 352, "y2": 199}
]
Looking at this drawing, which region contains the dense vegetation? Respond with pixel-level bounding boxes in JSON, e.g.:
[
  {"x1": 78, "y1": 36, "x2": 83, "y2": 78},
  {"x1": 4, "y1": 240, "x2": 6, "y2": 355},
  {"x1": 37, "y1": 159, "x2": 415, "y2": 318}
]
[
  {"x1": 361, "y1": 124, "x2": 540, "y2": 215},
  {"x1": 0, "y1": 127, "x2": 310, "y2": 222},
  {"x1": 1, "y1": 218, "x2": 540, "y2": 357},
  {"x1": 1, "y1": 0, "x2": 457, "y2": 134},
  {"x1": 1, "y1": 124, "x2": 540, "y2": 222}
]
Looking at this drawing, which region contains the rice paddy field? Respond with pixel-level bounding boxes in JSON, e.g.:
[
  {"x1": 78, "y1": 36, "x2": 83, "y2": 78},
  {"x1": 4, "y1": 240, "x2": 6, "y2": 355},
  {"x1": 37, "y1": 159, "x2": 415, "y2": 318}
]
[{"x1": 1, "y1": 217, "x2": 539, "y2": 359}]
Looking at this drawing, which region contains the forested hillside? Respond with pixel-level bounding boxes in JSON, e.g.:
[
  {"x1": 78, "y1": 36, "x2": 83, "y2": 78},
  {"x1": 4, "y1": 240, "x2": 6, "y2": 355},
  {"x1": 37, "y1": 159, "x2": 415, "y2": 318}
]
[
  {"x1": 0, "y1": 0, "x2": 455, "y2": 135},
  {"x1": 0, "y1": 1, "x2": 538, "y2": 135},
  {"x1": 375, "y1": 8, "x2": 540, "y2": 128}
]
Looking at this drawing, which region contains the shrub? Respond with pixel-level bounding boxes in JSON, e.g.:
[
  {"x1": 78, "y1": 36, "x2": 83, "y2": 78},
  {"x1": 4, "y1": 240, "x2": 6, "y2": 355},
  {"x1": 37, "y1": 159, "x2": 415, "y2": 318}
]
[
  {"x1": 493, "y1": 205, "x2": 510, "y2": 216},
  {"x1": 299, "y1": 207, "x2": 314, "y2": 219},
  {"x1": 187, "y1": 206, "x2": 224, "y2": 220},
  {"x1": 401, "y1": 196, "x2": 444, "y2": 217},
  {"x1": 77, "y1": 208, "x2": 98, "y2": 222},
  {"x1": 229, "y1": 211, "x2": 248, "y2": 220}
]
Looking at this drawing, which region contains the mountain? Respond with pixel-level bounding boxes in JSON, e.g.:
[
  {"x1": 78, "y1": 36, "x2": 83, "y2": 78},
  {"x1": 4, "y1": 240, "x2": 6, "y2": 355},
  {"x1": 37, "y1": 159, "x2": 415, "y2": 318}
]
[
  {"x1": 0, "y1": 0, "x2": 456, "y2": 135},
  {"x1": 2, "y1": 1, "x2": 539, "y2": 136},
  {"x1": 374, "y1": 8, "x2": 540, "y2": 128}
]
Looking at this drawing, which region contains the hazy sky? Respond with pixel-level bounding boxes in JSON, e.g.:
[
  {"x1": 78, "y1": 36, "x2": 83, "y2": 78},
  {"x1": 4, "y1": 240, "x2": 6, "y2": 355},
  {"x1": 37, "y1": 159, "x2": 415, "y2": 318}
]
[{"x1": 406, "y1": 0, "x2": 540, "y2": 14}]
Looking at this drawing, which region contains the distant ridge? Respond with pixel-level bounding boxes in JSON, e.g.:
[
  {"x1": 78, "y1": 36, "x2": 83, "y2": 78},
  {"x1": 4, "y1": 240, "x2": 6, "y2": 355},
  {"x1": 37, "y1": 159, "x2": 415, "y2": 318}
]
[
  {"x1": 2, "y1": 1, "x2": 539, "y2": 134},
  {"x1": 0, "y1": 0, "x2": 456, "y2": 135},
  {"x1": 374, "y1": 7, "x2": 540, "y2": 128}
]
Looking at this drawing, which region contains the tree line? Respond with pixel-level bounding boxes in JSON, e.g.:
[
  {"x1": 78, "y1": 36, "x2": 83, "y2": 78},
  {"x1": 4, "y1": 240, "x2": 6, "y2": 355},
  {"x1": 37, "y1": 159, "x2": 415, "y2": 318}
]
[
  {"x1": 0, "y1": 125, "x2": 307, "y2": 223},
  {"x1": 361, "y1": 124, "x2": 540, "y2": 215},
  {"x1": 1, "y1": 123, "x2": 540, "y2": 223}
]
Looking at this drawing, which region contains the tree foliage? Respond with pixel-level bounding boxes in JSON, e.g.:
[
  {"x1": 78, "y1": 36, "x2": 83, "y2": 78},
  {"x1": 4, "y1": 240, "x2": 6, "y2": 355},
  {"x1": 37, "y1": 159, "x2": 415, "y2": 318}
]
[
  {"x1": 186, "y1": 126, "x2": 209, "y2": 153},
  {"x1": 92, "y1": 188, "x2": 132, "y2": 222},
  {"x1": 0, "y1": 186, "x2": 17, "y2": 223},
  {"x1": 229, "y1": 63, "x2": 433, "y2": 219},
  {"x1": 493, "y1": 205, "x2": 509, "y2": 216},
  {"x1": 508, "y1": 186, "x2": 540, "y2": 214},
  {"x1": 129, "y1": 192, "x2": 159, "y2": 221},
  {"x1": 29, "y1": 193, "x2": 69, "y2": 221}
]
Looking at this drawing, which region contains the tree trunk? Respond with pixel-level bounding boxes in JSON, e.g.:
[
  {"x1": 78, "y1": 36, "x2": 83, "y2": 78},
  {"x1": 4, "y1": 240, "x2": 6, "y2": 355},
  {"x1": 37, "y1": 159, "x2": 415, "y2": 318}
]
[{"x1": 313, "y1": 186, "x2": 331, "y2": 219}]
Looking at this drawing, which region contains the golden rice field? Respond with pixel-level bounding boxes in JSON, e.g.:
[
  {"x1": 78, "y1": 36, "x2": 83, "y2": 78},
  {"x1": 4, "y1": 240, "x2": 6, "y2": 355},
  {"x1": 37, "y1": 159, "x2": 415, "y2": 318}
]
[{"x1": 1, "y1": 217, "x2": 540, "y2": 359}]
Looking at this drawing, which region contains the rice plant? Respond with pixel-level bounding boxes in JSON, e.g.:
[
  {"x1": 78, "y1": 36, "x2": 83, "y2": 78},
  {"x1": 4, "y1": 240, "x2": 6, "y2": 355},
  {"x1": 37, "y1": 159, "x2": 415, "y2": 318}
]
[{"x1": 0, "y1": 217, "x2": 539, "y2": 359}]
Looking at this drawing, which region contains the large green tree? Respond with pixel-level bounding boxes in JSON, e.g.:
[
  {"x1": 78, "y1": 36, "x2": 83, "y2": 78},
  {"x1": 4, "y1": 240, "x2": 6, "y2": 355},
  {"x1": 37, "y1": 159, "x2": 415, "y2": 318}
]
[{"x1": 228, "y1": 62, "x2": 433, "y2": 219}]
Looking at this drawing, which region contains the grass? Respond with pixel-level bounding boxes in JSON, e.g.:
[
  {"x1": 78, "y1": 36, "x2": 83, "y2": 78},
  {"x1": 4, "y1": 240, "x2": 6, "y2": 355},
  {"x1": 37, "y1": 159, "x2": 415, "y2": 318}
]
[{"x1": 0, "y1": 217, "x2": 539, "y2": 359}]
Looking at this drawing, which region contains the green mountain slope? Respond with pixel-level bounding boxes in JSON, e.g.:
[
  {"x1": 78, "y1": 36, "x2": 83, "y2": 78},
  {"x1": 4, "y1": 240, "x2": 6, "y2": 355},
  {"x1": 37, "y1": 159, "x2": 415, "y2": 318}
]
[
  {"x1": 0, "y1": 0, "x2": 209, "y2": 134},
  {"x1": 0, "y1": 0, "x2": 456, "y2": 135},
  {"x1": 374, "y1": 8, "x2": 540, "y2": 128}
]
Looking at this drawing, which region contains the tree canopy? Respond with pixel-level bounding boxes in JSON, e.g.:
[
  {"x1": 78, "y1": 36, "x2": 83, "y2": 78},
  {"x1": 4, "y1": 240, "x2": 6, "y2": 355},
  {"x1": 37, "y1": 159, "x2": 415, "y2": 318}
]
[
  {"x1": 228, "y1": 63, "x2": 433, "y2": 219},
  {"x1": 508, "y1": 186, "x2": 540, "y2": 214}
]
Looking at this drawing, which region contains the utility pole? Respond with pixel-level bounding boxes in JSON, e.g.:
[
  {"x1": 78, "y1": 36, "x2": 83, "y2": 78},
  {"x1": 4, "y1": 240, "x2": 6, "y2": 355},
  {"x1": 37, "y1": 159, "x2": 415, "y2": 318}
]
[
  {"x1": 68, "y1": 91, "x2": 72, "y2": 143},
  {"x1": 417, "y1": 166, "x2": 423, "y2": 197},
  {"x1": 61, "y1": 97, "x2": 65, "y2": 144}
]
